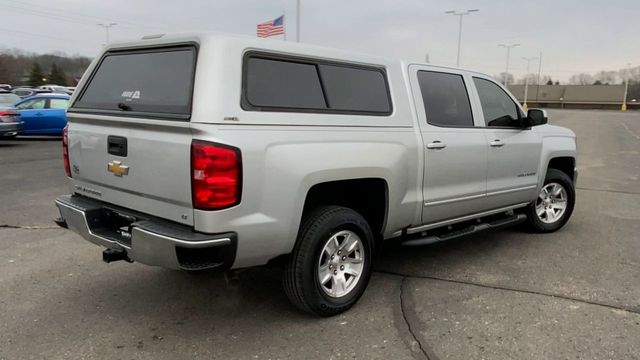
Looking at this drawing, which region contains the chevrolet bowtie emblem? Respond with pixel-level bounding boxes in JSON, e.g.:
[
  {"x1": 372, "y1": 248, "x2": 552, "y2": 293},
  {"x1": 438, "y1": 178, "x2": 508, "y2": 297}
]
[{"x1": 107, "y1": 160, "x2": 129, "y2": 177}]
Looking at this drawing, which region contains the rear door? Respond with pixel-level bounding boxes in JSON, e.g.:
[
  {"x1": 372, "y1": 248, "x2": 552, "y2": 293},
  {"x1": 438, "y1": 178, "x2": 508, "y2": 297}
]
[
  {"x1": 45, "y1": 97, "x2": 69, "y2": 134},
  {"x1": 66, "y1": 45, "x2": 197, "y2": 225},
  {"x1": 409, "y1": 66, "x2": 488, "y2": 224}
]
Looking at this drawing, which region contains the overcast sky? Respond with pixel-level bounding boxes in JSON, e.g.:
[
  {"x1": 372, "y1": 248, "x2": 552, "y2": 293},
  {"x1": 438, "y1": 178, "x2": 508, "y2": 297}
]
[{"x1": 0, "y1": 0, "x2": 637, "y2": 81}]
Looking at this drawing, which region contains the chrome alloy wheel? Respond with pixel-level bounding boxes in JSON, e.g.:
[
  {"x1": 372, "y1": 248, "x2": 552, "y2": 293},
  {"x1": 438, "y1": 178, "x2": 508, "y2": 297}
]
[
  {"x1": 535, "y1": 182, "x2": 568, "y2": 224},
  {"x1": 317, "y1": 230, "x2": 365, "y2": 298}
]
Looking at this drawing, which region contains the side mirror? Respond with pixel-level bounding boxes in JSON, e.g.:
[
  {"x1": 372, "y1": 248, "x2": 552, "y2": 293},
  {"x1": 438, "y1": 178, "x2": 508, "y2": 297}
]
[{"x1": 526, "y1": 108, "x2": 548, "y2": 126}]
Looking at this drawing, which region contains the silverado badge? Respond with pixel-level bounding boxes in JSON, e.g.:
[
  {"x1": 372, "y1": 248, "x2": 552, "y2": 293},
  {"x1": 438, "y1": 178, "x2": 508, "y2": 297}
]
[{"x1": 107, "y1": 160, "x2": 129, "y2": 177}]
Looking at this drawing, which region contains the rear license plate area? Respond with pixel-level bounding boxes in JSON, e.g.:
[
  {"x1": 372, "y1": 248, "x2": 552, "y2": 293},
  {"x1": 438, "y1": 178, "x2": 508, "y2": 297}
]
[{"x1": 86, "y1": 207, "x2": 142, "y2": 247}]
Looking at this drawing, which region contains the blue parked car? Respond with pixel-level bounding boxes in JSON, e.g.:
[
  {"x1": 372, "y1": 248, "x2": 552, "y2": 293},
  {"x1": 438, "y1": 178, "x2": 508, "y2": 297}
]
[{"x1": 15, "y1": 94, "x2": 70, "y2": 136}]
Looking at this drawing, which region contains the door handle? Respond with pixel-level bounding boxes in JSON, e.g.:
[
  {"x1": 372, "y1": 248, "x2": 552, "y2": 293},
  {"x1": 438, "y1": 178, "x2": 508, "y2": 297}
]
[
  {"x1": 489, "y1": 139, "x2": 505, "y2": 147},
  {"x1": 35, "y1": 112, "x2": 43, "y2": 116},
  {"x1": 426, "y1": 141, "x2": 447, "y2": 150}
]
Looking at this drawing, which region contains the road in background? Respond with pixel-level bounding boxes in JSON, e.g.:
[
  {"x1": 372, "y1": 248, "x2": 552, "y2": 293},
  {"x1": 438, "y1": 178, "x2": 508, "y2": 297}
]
[{"x1": 1, "y1": 110, "x2": 639, "y2": 359}]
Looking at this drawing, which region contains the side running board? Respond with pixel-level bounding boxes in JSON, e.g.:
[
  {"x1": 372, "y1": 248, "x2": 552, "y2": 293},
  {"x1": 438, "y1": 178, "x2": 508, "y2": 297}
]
[{"x1": 401, "y1": 213, "x2": 527, "y2": 247}]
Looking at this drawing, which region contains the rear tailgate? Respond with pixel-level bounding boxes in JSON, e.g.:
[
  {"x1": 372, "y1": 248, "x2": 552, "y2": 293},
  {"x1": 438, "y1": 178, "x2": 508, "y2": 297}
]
[{"x1": 66, "y1": 44, "x2": 197, "y2": 225}]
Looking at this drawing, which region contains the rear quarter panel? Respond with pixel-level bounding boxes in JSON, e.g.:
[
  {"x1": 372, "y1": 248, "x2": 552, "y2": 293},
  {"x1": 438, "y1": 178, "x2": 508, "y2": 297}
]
[
  {"x1": 190, "y1": 38, "x2": 423, "y2": 268},
  {"x1": 191, "y1": 125, "x2": 421, "y2": 268}
]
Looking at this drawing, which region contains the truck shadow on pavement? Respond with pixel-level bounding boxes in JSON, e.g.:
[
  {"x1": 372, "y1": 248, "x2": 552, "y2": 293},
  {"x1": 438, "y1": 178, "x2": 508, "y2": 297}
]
[{"x1": 55, "y1": 227, "x2": 530, "y2": 322}]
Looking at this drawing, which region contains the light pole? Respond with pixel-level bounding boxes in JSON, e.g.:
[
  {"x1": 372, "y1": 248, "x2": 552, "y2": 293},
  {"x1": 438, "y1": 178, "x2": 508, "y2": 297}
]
[
  {"x1": 295, "y1": 0, "x2": 300, "y2": 42},
  {"x1": 498, "y1": 43, "x2": 520, "y2": 86},
  {"x1": 445, "y1": 9, "x2": 479, "y2": 67},
  {"x1": 535, "y1": 51, "x2": 543, "y2": 103},
  {"x1": 98, "y1": 23, "x2": 117, "y2": 44},
  {"x1": 522, "y1": 57, "x2": 538, "y2": 111},
  {"x1": 622, "y1": 63, "x2": 631, "y2": 111}
]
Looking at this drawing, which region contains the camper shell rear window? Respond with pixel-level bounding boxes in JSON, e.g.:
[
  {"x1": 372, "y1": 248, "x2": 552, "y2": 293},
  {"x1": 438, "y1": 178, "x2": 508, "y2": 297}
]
[{"x1": 71, "y1": 45, "x2": 197, "y2": 119}]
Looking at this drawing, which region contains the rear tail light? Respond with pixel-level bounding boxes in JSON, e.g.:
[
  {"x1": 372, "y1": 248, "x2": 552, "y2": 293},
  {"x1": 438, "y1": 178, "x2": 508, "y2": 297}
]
[
  {"x1": 191, "y1": 140, "x2": 242, "y2": 210},
  {"x1": 62, "y1": 125, "x2": 71, "y2": 177},
  {"x1": 0, "y1": 110, "x2": 17, "y2": 123}
]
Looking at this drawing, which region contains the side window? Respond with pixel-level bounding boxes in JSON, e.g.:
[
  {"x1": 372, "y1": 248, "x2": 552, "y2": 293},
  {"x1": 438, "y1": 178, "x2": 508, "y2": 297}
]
[
  {"x1": 318, "y1": 64, "x2": 390, "y2": 113},
  {"x1": 17, "y1": 99, "x2": 46, "y2": 110},
  {"x1": 31, "y1": 99, "x2": 46, "y2": 109},
  {"x1": 417, "y1": 71, "x2": 473, "y2": 127},
  {"x1": 245, "y1": 57, "x2": 327, "y2": 109},
  {"x1": 49, "y1": 98, "x2": 69, "y2": 109},
  {"x1": 243, "y1": 54, "x2": 392, "y2": 115},
  {"x1": 473, "y1": 78, "x2": 523, "y2": 127},
  {"x1": 16, "y1": 99, "x2": 35, "y2": 109}
]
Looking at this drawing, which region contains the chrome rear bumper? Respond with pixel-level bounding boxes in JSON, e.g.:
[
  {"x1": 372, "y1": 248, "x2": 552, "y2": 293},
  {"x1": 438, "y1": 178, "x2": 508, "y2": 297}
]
[{"x1": 55, "y1": 194, "x2": 236, "y2": 270}]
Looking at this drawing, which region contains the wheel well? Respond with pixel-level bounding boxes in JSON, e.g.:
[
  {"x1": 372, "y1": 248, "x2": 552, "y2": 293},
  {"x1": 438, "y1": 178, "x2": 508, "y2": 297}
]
[
  {"x1": 547, "y1": 157, "x2": 575, "y2": 180},
  {"x1": 302, "y1": 178, "x2": 388, "y2": 236}
]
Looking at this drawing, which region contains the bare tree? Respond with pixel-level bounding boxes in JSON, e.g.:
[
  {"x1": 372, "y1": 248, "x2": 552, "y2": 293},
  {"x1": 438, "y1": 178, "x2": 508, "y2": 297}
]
[
  {"x1": 517, "y1": 74, "x2": 553, "y2": 85},
  {"x1": 593, "y1": 70, "x2": 618, "y2": 85},
  {"x1": 494, "y1": 72, "x2": 515, "y2": 86},
  {"x1": 540, "y1": 75, "x2": 552, "y2": 85},
  {"x1": 568, "y1": 73, "x2": 594, "y2": 85},
  {"x1": 517, "y1": 73, "x2": 537, "y2": 85},
  {"x1": 619, "y1": 65, "x2": 640, "y2": 85}
]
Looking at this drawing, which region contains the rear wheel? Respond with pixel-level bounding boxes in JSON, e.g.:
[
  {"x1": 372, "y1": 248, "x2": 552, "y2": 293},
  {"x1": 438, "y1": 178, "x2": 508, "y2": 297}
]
[
  {"x1": 524, "y1": 169, "x2": 575, "y2": 233},
  {"x1": 283, "y1": 206, "x2": 374, "y2": 316}
]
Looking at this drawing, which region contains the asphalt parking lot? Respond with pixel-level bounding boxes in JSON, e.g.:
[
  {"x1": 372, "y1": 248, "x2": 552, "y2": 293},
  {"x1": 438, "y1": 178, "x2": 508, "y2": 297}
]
[{"x1": 1, "y1": 109, "x2": 639, "y2": 359}]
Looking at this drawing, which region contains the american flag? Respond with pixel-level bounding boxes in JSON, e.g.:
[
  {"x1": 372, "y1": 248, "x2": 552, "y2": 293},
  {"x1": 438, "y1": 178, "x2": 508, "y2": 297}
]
[{"x1": 257, "y1": 15, "x2": 285, "y2": 38}]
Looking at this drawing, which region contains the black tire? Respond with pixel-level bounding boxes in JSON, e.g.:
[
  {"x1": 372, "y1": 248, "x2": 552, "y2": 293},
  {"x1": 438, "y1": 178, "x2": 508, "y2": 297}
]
[
  {"x1": 524, "y1": 169, "x2": 575, "y2": 233},
  {"x1": 283, "y1": 206, "x2": 374, "y2": 316}
]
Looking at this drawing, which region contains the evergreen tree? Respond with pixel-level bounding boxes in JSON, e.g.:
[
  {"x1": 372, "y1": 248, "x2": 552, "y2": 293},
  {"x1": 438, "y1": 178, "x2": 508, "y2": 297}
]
[
  {"x1": 546, "y1": 79, "x2": 554, "y2": 85},
  {"x1": 48, "y1": 63, "x2": 67, "y2": 85},
  {"x1": 28, "y1": 62, "x2": 45, "y2": 87}
]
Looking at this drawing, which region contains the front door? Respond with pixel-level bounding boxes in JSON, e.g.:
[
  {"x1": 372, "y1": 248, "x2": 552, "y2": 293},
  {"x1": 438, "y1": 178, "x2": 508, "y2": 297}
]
[
  {"x1": 471, "y1": 77, "x2": 542, "y2": 208},
  {"x1": 16, "y1": 98, "x2": 48, "y2": 134},
  {"x1": 410, "y1": 67, "x2": 488, "y2": 224}
]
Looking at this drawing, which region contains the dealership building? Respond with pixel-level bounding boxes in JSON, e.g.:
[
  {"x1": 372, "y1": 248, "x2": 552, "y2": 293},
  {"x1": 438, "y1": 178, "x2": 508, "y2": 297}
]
[{"x1": 507, "y1": 85, "x2": 636, "y2": 110}]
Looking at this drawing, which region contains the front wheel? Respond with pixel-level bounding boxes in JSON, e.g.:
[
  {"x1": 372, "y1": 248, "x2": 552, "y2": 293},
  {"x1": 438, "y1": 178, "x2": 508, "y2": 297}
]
[
  {"x1": 524, "y1": 169, "x2": 575, "y2": 233},
  {"x1": 283, "y1": 206, "x2": 374, "y2": 316}
]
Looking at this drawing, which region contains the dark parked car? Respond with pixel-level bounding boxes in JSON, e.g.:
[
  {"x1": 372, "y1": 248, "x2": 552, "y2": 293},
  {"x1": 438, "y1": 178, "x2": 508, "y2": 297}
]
[
  {"x1": 0, "y1": 93, "x2": 22, "y2": 138},
  {"x1": 15, "y1": 94, "x2": 69, "y2": 136}
]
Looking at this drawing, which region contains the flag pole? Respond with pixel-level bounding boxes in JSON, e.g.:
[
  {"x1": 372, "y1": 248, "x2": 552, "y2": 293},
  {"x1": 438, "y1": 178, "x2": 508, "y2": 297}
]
[
  {"x1": 295, "y1": 0, "x2": 300, "y2": 42},
  {"x1": 283, "y1": 13, "x2": 287, "y2": 40}
]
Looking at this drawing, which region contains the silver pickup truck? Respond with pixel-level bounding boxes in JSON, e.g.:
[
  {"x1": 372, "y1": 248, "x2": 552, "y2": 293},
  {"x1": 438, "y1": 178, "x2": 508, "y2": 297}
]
[{"x1": 55, "y1": 33, "x2": 577, "y2": 316}]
